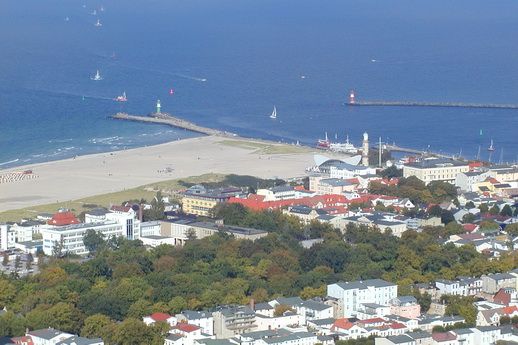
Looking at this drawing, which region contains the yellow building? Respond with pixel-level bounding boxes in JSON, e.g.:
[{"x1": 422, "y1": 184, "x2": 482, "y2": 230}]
[
  {"x1": 403, "y1": 158, "x2": 469, "y2": 184},
  {"x1": 181, "y1": 185, "x2": 243, "y2": 217}
]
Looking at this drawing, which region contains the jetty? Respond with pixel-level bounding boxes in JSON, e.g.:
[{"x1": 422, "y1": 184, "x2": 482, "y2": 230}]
[
  {"x1": 381, "y1": 144, "x2": 455, "y2": 159},
  {"x1": 111, "y1": 112, "x2": 237, "y2": 137},
  {"x1": 346, "y1": 90, "x2": 518, "y2": 110}
]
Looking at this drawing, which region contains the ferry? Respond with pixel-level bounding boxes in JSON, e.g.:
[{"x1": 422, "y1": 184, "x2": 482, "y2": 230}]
[
  {"x1": 91, "y1": 70, "x2": 103, "y2": 81},
  {"x1": 95, "y1": 19, "x2": 102, "y2": 27},
  {"x1": 114, "y1": 92, "x2": 127, "y2": 102},
  {"x1": 329, "y1": 135, "x2": 358, "y2": 154}
]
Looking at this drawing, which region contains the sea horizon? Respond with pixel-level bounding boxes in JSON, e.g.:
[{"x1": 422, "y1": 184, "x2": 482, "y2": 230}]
[{"x1": 2, "y1": 0, "x2": 518, "y2": 169}]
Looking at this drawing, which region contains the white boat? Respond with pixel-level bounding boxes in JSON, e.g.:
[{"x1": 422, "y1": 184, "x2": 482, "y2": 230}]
[
  {"x1": 100, "y1": 5, "x2": 105, "y2": 12},
  {"x1": 488, "y1": 139, "x2": 495, "y2": 152},
  {"x1": 270, "y1": 106, "x2": 277, "y2": 119},
  {"x1": 95, "y1": 19, "x2": 102, "y2": 27},
  {"x1": 65, "y1": 16, "x2": 70, "y2": 22},
  {"x1": 329, "y1": 135, "x2": 358, "y2": 154},
  {"x1": 91, "y1": 9, "x2": 97, "y2": 15},
  {"x1": 91, "y1": 70, "x2": 103, "y2": 81},
  {"x1": 114, "y1": 91, "x2": 127, "y2": 102}
]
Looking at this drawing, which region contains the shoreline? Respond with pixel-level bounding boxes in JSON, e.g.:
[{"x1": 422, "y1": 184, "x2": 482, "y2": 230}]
[{"x1": 0, "y1": 135, "x2": 337, "y2": 213}]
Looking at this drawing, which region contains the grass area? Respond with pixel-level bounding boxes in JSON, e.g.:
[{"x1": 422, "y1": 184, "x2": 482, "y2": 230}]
[
  {"x1": 217, "y1": 139, "x2": 314, "y2": 154},
  {"x1": 0, "y1": 173, "x2": 227, "y2": 223}
]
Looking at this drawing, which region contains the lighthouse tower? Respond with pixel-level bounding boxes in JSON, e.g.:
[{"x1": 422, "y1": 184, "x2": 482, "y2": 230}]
[
  {"x1": 156, "y1": 99, "x2": 161, "y2": 114},
  {"x1": 349, "y1": 90, "x2": 356, "y2": 104},
  {"x1": 362, "y1": 132, "x2": 369, "y2": 167}
]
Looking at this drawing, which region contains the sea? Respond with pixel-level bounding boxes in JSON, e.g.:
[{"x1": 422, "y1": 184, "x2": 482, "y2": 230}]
[{"x1": 1, "y1": 0, "x2": 518, "y2": 169}]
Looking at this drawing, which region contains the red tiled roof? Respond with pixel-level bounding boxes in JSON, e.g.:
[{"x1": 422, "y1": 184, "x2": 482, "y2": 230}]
[
  {"x1": 503, "y1": 306, "x2": 518, "y2": 315},
  {"x1": 228, "y1": 194, "x2": 350, "y2": 211},
  {"x1": 463, "y1": 224, "x2": 478, "y2": 232},
  {"x1": 333, "y1": 318, "x2": 354, "y2": 330},
  {"x1": 47, "y1": 211, "x2": 80, "y2": 226},
  {"x1": 358, "y1": 317, "x2": 385, "y2": 325},
  {"x1": 432, "y1": 332, "x2": 457, "y2": 342},
  {"x1": 175, "y1": 323, "x2": 200, "y2": 332},
  {"x1": 150, "y1": 312, "x2": 172, "y2": 321},
  {"x1": 390, "y1": 322, "x2": 406, "y2": 329}
]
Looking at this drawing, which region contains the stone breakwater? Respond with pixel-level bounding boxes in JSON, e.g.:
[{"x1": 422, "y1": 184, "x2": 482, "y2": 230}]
[{"x1": 112, "y1": 112, "x2": 237, "y2": 137}]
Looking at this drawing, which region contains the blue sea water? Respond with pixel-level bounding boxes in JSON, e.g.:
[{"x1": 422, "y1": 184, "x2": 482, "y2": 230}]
[{"x1": 1, "y1": 0, "x2": 518, "y2": 169}]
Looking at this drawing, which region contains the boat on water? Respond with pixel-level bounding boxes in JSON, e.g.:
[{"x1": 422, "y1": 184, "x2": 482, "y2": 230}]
[
  {"x1": 316, "y1": 132, "x2": 330, "y2": 149},
  {"x1": 100, "y1": 6, "x2": 105, "y2": 12},
  {"x1": 91, "y1": 9, "x2": 97, "y2": 15},
  {"x1": 95, "y1": 19, "x2": 102, "y2": 27},
  {"x1": 91, "y1": 70, "x2": 103, "y2": 81},
  {"x1": 169, "y1": 88, "x2": 175, "y2": 95},
  {"x1": 329, "y1": 135, "x2": 358, "y2": 154},
  {"x1": 114, "y1": 92, "x2": 127, "y2": 102},
  {"x1": 65, "y1": 16, "x2": 70, "y2": 22},
  {"x1": 270, "y1": 106, "x2": 277, "y2": 119},
  {"x1": 488, "y1": 139, "x2": 495, "y2": 152}
]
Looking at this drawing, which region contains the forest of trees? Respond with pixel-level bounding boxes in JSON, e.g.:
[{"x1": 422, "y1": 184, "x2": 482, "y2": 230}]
[{"x1": 1, "y1": 205, "x2": 517, "y2": 343}]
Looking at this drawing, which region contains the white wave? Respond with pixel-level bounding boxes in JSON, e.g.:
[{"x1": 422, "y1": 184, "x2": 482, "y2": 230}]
[
  {"x1": 0, "y1": 158, "x2": 19, "y2": 166},
  {"x1": 48, "y1": 138, "x2": 73, "y2": 143}
]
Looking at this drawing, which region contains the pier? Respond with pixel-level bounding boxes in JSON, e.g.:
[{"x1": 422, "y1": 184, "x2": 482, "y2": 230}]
[
  {"x1": 346, "y1": 90, "x2": 518, "y2": 110},
  {"x1": 381, "y1": 144, "x2": 455, "y2": 159},
  {"x1": 111, "y1": 112, "x2": 237, "y2": 137}
]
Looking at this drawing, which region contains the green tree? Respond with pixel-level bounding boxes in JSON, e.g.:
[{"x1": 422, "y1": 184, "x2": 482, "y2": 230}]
[
  {"x1": 83, "y1": 229, "x2": 106, "y2": 254},
  {"x1": 462, "y1": 213, "x2": 476, "y2": 224},
  {"x1": 145, "y1": 192, "x2": 165, "y2": 221},
  {"x1": 112, "y1": 318, "x2": 154, "y2": 345},
  {"x1": 479, "y1": 203, "x2": 489, "y2": 213},
  {"x1": 81, "y1": 313, "x2": 116, "y2": 339},
  {"x1": 46, "y1": 302, "x2": 84, "y2": 334},
  {"x1": 500, "y1": 205, "x2": 513, "y2": 217},
  {"x1": 489, "y1": 205, "x2": 500, "y2": 215},
  {"x1": 0, "y1": 279, "x2": 16, "y2": 307},
  {"x1": 465, "y1": 201, "x2": 476, "y2": 209},
  {"x1": 380, "y1": 166, "x2": 403, "y2": 179},
  {"x1": 505, "y1": 223, "x2": 518, "y2": 237}
]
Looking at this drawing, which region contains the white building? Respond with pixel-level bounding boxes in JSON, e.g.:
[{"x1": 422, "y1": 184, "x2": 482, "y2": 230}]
[
  {"x1": 327, "y1": 279, "x2": 398, "y2": 318},
  {"x1": 41, "y1": 221, "x2": 123, "y2": 256},
  {"x1": 0, "y1": 224, "x2": 15, "y2": 250},
  {"x1": 403, "y1": 158, "x2": 470, "y2": 184},
  {"x1": 455, "y1": 171, "x2": 491, "y2": 192},
  {"x1": 177, "y1": 310, "x2": 214, "y2": 335},
  {"x1": 27, "y1": 328, "x2": 74, "y2": 345},
  {"x1": 257, "y1": 185, "x2": 314, "y2": 201}
]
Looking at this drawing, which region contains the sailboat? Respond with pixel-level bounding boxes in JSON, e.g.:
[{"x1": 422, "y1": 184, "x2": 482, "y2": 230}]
[
  {"x1": 488, "y1": 139, "x2": 495, "y2": 152},
  {"x1": 114, "y1": 91, "x2": 127, "y2": 102},
  {"x1": 270, "y1": 106, "x2": 277, "y2": 119},
  {"x1": 91, "y1": 70, "x2": 103, "y2": 81},
  {"x1": 94, "y1": 19, "x2": 102, "y2": 27}
]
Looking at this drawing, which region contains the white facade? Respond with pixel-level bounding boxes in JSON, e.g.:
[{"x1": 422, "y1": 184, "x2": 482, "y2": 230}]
[
  {"x1": 177, "y1": 311, "x2": 214, "y2": 336},
  {"x1": 403, "y1": 159, "x2": 470, "y2": 184},
  {"x1": 140, "y1": 221, "x2": 161, "y2": 237},
  {"x1": 435, "y1": 280, "x2": 465, "y2": 296},
  {"x1": 0, "y1": 224, "x2": 15, "y2": 250},
  {"x1": 41, "y1": 221, "x2": 123, "y2": 256},
  {"x1": 327, "y1": 279, "x2": 398, "y2": 318}
]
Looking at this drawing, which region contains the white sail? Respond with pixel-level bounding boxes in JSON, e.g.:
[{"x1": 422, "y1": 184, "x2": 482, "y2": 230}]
[{"x1": 270, "y1": 106, "x2": 277, "y2": 119}]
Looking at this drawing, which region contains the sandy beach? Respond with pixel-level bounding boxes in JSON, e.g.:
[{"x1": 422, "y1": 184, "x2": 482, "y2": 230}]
[{"x1": 0, "y1": 136, "x2": 335, "y2": 212}]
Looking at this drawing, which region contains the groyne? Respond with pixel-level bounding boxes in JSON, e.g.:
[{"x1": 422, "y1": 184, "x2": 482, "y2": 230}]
[{"x1": 111, "y1": 112, "x2": 237, "y2": 137}]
